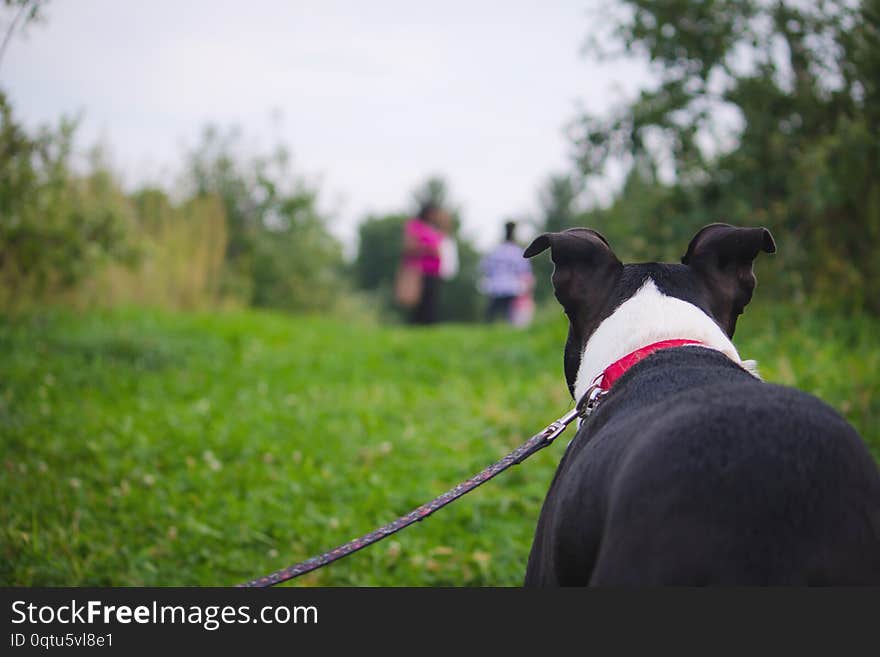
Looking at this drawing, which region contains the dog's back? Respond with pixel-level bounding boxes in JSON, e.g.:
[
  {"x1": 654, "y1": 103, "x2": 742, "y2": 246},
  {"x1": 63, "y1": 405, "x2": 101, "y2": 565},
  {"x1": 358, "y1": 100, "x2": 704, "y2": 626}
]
[
  {"x1": 523, "y1": 224, "x2": 880, "y2": 585},
  {"x1": 525, "y1": 346, "x2": 880, "y2": 586}
]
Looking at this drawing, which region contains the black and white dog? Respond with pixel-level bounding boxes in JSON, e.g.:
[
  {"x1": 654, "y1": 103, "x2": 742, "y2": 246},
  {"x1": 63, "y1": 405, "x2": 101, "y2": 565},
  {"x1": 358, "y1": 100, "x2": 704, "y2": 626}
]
[{"x1": 523, "y1": 224, "x2": 880, "y2": 585}]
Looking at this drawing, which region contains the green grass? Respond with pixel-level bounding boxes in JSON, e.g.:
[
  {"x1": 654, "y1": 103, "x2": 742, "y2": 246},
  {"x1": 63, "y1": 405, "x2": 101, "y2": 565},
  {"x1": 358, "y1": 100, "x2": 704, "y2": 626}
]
[{"x1": 1, "y1": 303, "x2": 878, "y2": 586}]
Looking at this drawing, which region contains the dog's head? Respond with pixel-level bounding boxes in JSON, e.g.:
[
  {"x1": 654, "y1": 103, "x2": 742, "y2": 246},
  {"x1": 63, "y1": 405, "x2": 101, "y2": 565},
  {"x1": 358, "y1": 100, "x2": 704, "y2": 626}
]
[{"x1": 524, "y1": 223, "x2": 776, "y2": 398}]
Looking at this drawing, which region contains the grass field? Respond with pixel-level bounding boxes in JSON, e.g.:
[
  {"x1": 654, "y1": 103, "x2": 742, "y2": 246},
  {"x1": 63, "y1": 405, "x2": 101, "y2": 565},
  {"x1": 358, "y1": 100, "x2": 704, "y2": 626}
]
[{"x1": 1, "y1": 303, "x2": 878, "y2": 586}]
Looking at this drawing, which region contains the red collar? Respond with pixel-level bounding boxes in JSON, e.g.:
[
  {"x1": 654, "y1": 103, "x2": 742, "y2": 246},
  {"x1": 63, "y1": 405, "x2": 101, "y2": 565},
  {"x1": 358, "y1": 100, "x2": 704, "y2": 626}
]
[{"x1": 597, "y1": 339, "x2": 705, "y2": 390}]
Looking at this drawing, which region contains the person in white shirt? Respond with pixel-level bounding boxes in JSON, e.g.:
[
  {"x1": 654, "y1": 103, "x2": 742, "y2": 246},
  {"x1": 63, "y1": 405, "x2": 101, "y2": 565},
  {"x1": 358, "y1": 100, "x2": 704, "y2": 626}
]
[{"x1": 479, "y1": 221, "x2": 533, "y2": 324}]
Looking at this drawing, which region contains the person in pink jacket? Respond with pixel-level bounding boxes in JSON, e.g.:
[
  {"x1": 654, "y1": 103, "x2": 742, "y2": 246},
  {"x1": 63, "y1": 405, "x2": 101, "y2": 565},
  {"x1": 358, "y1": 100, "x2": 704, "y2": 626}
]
[{"x1": 401, "y1": 203, "x2": 443, "y2": 324}]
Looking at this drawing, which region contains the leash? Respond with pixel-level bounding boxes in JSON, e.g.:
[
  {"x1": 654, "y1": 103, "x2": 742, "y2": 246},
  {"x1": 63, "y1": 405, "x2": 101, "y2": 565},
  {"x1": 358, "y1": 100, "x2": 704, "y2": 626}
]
[
  {"x1": 238, "y1": 339, "x2": 706, "y2": 587},
  {"x1": 238, "y1": 385, "x2": 607, "y2": 587}
]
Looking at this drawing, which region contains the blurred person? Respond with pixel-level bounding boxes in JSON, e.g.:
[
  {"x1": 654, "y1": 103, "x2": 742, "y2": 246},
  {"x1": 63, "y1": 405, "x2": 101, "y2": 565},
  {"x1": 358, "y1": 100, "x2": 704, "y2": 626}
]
[
  {"x1": 395, "y1": 202, "x2": 443, "y2": 325},
  {"x1": 510, "y1": 269, "x2": 536, "y2": 327},
  {"x1": 434, "y1": 209, "x2": 459, "y2": 281},
  {"x1": 479, "y1": 221, "x2": 533, "y2": 324}
]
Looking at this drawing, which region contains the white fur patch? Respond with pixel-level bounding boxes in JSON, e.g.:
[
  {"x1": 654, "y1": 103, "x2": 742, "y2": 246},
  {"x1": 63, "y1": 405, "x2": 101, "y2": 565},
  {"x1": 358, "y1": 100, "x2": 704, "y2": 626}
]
[{"x1": 573, "y1": 279, "x2": 758, "y2": 401}]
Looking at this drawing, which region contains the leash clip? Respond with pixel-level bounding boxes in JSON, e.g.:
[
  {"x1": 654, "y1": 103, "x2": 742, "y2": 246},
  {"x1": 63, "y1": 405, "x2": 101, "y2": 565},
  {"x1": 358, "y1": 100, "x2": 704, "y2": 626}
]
[
  {"x1": 575, "y1": 375, "x2": 608, "y2": 419},
  {"x1": 541, "y1": 417, "x2": 572, "y2": 444}
]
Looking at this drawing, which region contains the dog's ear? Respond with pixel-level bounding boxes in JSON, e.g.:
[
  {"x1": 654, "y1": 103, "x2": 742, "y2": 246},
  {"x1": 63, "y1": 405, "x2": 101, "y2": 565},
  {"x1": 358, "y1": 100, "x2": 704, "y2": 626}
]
[
  {"x1": 682, "y1": 223, "x2": 776, "y2": 336},
  {"x1": 526, "y1": 228, "x2": 622, "y2": 396},
  {"x1": 524, "y1": 228, "x2": 622, "y2": 315}
]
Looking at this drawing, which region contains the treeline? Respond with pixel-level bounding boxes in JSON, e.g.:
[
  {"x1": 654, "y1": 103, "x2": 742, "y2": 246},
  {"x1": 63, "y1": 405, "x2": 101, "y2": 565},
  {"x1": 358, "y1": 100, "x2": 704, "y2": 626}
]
[
  {"x1": 3, "y1": 0, "x2": 879, "y2": 318},
  {"x1": 358, "y1": 0, "x2": 880, "y2": 317},
  {"x1": 0, "y1": 90, "x2": 488, "y2": 319},
  {"x1": 1, "y1": 92, "x2": 344, "y2": 313},
  {"x1": 539, "y1": 0, "x2": 880, "y2": 313}
]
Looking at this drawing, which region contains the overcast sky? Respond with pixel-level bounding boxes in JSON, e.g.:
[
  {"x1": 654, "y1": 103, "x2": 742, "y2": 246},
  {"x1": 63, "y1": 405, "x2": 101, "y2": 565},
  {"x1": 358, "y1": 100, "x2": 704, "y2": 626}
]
[{"x1": 2, "y1": 0, "x2": 649, "y2": 251}]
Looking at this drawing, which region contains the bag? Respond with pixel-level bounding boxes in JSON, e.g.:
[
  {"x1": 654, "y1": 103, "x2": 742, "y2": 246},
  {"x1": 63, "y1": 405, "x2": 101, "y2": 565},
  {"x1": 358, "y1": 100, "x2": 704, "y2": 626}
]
[{"x1": 394, "y1": 264, "x2": 423, "y2": 307}]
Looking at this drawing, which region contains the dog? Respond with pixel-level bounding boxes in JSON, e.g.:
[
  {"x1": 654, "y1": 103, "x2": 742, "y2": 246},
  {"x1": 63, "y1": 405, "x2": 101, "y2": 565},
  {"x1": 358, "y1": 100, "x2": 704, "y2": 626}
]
[{"x1": 522, "y1": 223, "x2": 880, "y2": 585}]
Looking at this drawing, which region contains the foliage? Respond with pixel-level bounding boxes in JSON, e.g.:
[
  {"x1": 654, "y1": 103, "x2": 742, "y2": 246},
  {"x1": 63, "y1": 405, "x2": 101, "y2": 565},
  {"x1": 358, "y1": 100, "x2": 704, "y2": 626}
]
[
  {"x1": 353, "y1": 213, "x2": 408, "y2": 293},
  {"x1": 183, "y1": 125, "x2": 346, "y2": 312},
  {"x1": 570, "y1": 0, "x2": 880, "y2": 311},
  {"x1": 411, "y1": 176, "x2": 453, "y2": 212},
  {"x1": 0, "y1": 91, "x2": 346, "y2": 315},
  {"x1": 74, "y1": 190, "x2": 230, "y2": 311},
  {"x1": 0, "y1": 1, "x2": 48, "y2": 73},
  {"x1": 1, "y1": 301, "x2": 876, "y2": 585},
  {"x1": 249, "y1": 217, "x2": 344, "y2": 313},
  {"x1": 0, "y1": 91, "x2": 134, "y2": 311}
]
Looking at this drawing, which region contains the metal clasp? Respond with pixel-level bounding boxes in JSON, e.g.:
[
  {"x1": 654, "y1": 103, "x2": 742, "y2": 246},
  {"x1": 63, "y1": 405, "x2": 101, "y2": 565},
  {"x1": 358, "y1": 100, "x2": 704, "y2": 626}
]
[{"x1": 575, "y1": 375, "x2": 608, "y2": 419}]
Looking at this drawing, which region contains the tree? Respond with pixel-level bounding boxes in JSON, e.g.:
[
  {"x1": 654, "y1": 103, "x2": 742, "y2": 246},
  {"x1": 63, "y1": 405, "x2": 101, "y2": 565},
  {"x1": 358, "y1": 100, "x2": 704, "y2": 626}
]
[
  {"x1": 0, "y1": 91, "x2": 133, "y2": 310},
  {"x1": 0, "y1": 0, "x2": 47, "y2": 72},
  {"x1": 183, "y1": 124, "x2": 345, "y2": 312},
  {"x1": 571, "y1": 0, "x2": 880, "y2": 310},
  {"x1": 411, "y1": 176, "x2": 453, "y2": 213},
  {"x1": 353, "y1": 212, "x2": 407, "y2": 293},
  {"x1": 539, "y1": 174, "x2": 583, "y2": 234}
]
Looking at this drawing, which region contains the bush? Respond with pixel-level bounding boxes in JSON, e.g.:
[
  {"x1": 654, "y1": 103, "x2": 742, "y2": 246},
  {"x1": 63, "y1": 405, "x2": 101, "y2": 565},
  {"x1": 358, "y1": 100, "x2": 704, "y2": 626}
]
[
  {"x1": 0, "y1": 91, "x2": 133, "y2": 311},
  {"x1": 183, "y1": 125, "x2": 347, "y2": 313},
  {"x1": 75, "y1": 190, "x2": 230, "y2": 311}
]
